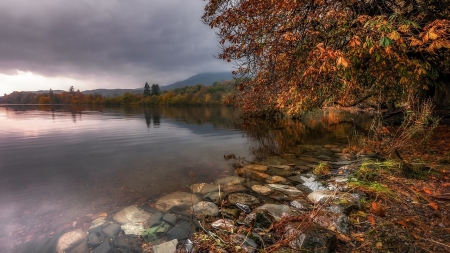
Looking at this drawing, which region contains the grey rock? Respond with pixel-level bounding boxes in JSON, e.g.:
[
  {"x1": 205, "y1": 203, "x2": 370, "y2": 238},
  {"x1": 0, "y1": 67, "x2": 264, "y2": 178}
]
[
  {"x1": 191, "y1": 201, "x2": 220, "y2": 216},
  {"x1": 88, "y1": 232, "x2": 102, "y2": 248},
  {"x1": 166, "y1": 221, "x2": 194, "y2": 240},
  {"x1": 155, "y1": 192, "x2": 201, "y2": 212},
  {"x1": 265, "y1": 176, "x2": 287, "y2": 184},
  {"x1": 89, "y1": 217, "x2": 108, "y2": 230},
  {"x1": 113, "y1": 206, "x2": 152, "y2": 224},
  {"x1": 102, "y1": 223, "x2": 121, "y2": 237},
  {"x1": 153, "y1": 239, "x2": 178, "y2": 253},
  {"x1": 312, "y1": 212, "x2": 351, "y2": 234},
  {"x1": 113, "y1": 235, "x2": 140, "y2": 252},
  {"x1": 290, "y1": 199, "x2": 313, "y2": 211},
  {"x1": 287, "y1": 175, "x2": 306, "y2": 183},
  {"x1": 67, "y1": 241, "x2": 88, "y2": 253},
  {"x1": 162, "y1": 213, "x2": 178, "y2": 226},
  {"x1": 228, "y1": 193, "x2": 260, "y2": 205}
]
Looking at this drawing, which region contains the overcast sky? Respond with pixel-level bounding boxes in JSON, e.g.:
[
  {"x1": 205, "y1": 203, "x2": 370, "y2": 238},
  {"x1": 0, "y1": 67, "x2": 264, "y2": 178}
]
[{"x1": 0, "y1": 0, "x2": 231, "y2": 95}]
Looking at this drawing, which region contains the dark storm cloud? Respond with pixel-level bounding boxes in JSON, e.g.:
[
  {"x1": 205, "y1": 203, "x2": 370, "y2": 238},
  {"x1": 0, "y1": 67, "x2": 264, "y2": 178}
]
[{"x1": 0, "y1": 0, "x2": 230, "y2": 87}]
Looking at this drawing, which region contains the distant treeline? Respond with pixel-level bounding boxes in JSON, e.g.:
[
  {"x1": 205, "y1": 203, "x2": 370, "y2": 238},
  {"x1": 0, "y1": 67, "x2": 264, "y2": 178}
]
[{"x1": 0, "y1": 81, "x2": 236, "y2": 106}]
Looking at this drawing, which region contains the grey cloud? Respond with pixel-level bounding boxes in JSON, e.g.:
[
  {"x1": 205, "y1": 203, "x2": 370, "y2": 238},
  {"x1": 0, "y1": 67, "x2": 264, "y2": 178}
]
[{"x1": 0, "y1": 0, "x2": 230, "y2": 87}]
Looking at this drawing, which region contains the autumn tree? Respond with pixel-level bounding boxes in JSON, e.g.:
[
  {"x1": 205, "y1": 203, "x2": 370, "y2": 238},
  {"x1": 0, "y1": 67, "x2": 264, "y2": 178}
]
[{"x1": 203, "y1": 0, "x2": 450, "y2": 116}]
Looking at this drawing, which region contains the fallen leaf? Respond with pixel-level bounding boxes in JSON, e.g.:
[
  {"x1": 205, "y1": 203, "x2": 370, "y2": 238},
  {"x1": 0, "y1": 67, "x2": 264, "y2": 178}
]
[
  {"x1": 337, "y1": 233, "x2": 352, "y2": 242},
  {"x1": 368, "y1": 215, "x2": 376, "y2": 226},
  {"x1": 99, "y1": 212, "x2": 108, "y2": 217},
  {"x1": 397, "y1": 220, "x2": 408, "y2": 227},
  {"x1": 423, "y1": 188, "x2": 432, "y2": 194},
  {"x1": 429, "y1": 202, "x2": 439, "y2": 210},
  {"x1": 370, "y1": 202, "x2": 385, "y2": 217}
]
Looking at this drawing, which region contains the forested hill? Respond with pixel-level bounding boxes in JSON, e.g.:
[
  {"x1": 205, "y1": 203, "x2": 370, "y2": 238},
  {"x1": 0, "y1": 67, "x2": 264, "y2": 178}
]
[{"x1": 161, "y1": 72, "x2": 234, "y2": 90}]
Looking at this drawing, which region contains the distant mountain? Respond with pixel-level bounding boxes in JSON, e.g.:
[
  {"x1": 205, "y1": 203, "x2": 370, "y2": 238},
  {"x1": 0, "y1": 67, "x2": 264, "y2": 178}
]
[{"x1": 161, "y1": 72, "x2": 234, "y2": 91}]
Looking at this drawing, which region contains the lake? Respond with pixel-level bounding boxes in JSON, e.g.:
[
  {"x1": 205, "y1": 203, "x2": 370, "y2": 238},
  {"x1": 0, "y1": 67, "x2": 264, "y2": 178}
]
[{"x1": 0, "y1": 105, "x2": 371, "y2": 251}]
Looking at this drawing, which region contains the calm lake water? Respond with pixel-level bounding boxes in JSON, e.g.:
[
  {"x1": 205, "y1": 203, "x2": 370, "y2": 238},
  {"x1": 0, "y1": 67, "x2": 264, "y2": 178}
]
[{"x1": 0, "y1": 105, "x2": 371, "y2": 250}]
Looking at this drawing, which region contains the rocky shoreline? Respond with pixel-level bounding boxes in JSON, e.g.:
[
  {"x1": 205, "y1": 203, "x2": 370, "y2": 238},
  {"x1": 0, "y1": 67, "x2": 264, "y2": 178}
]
[{"x1": 15, "y1": 144, "x2": 366, "y2": 253}]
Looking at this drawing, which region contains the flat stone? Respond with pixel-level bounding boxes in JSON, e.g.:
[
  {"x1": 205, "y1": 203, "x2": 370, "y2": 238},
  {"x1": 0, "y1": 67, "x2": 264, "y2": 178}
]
[
  {"x1": 162, "y1": 213, "x2": 178, "y2": 226},
  {"x1": 147, "y1": 212, "x2": 164, "y2": 227},
  {"x1": 228, "y1": 193, "x2": 260, "y2": 205},
  {"x1": 262, "y1": 156, "x2": 288, "y2": 165},
  {"x1": 191, "y1": 201, "x2": 220, "y2": 216},
  {"x1": 203, "y1": 191, "x2": 226, "y2": 205},
  {"x1": 155, "y1": 192, "x2": 201, "y2": 212},
  {"x1": 102, "y1": 223, "x2": 121, "y2": 237},
  {"x1": 235, "y1": 168, "x2": 270, "y2": 180},
  {"x1": 121, "y1": 223, "x2": 145, "y2": 235},
  {"x1": 211, "y1": 219, "x2": 235, "y2": 231},
  {"x1": 290, "y1": 199, "x2": 313, "y2": 211},
  {"x1": 190, "y1": 183, "x2": 219, "y2": 194},
  {"x1": 255, "y1": 204, "x2": 299, "y2": 221},
  {"x1": 166, "y1": 221, "x2": 193, "y2": 240},
  {"x1": 113, "y1": 206, "x2": 152, "y2": 224},
  {"x1": 267, "y1": 184, "x2": 303, "y2": 196},
  {"x1": 244, "y1": 164, "x2": 268, "y2": 172},
  {"x1": 265, "y1": 176, "x2": 287, "y2": 184},
  {"x1": 312, "y1": 212, "x2": 351, "y2": 234},
  {"x1": 242, "y1": 181, "x2": 263, "y2": 189},
  {"x1": 215, "y1": 176, "x2": 247, "y2": 186},
  {"x1": 251, "y1": 185, "x2": 274, "y2": 195},
  {"x1": 153, "y1": 239, "x2": 178, "y2": 253},
  {"x1": 300, "y1": 175, "x2": 327, "y2": 192},
  {"x1": 222, "y1": 184, "x2": 247, "y2": 193},
  {"x1": 56, "y1": 229, "x2": 86, "y2": 253}
]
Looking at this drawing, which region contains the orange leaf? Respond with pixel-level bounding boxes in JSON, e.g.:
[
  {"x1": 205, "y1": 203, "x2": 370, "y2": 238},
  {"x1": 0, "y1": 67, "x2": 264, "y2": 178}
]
[
  {"x1": 423, "y1": 188, "x2": 432, "y2": 194},
  {"x1": 397, "y1": 220, "x2": 408, "y2": 227},
  {"x1": 370, "y1": 202, "x2": 385, "y2": 216},
  {"x1": 368, "y1": 215, "x2": 376, "y2": 226},
  {"x1": 429, "y1": 202, "x2": 439, "y2": 210}
]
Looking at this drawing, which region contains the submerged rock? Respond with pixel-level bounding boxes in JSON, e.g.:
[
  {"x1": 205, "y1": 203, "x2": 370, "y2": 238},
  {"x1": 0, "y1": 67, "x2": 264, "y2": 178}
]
[
  {"x1": 244, "y1": 164, "x2": 269, "y2": 172},
  {"x1": 113, "y1": 206, "x2": 152, "y2": 224},
  {"x1": 228, "y1": 193, "x2": 260, "y2": 205},
  {"x1": 222, "y1": 184, "x2": 247, "y2": 193},
  {"x1": 166, "y1": 221, "x2": 194, "y2": 240},
  {"x1": 262, "y1": 156, "x2": 288, "y2": 166},
  {"x1": 191, "y1": 201, "x2": 220, "y2": 216},
  {"x1": 251, "y1": 185, "x2": 274, "y2": 195},
  {"x1": 266, "y1": 165, "x2": 295, "y2": 177},
  {"x1": 190, "y1": 183, "x2": 219, "y2": 194},
  {"x1": 215, "y1": 176, "x2": 247, "y2": 186},
  {"x1": 203, "y1": 191, "x2": 226, "y2": 205},
  {"x1": 235, "y1": 168, "x2": 270, "y2": 181},
  {"x1": 265, "y1": 175, "x2": 287, "y2": 184},
  {"x1": 89, "y1": 217, "x2": 108, "y2": 230},
  {"x1": 267, "y1": 184, "x2": 303, "y2": 196},
  {"x1": 155, "y1": 192, "x2": 201, "y2": 212},
  {"x1": 121, "y1": 223, "x2": 145, "y2": 236},
  {"x1": 56, "y1": 229, "x2": 86, "y2": 253}
]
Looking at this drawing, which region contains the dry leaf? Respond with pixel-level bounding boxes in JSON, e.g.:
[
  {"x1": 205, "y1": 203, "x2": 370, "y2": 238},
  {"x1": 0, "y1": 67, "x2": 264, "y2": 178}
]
[
  {"x1": 99, "y1": 212, "x2": 108, "y2": 217},
  {"x1": 368, "y1": 215, "x2": 376, "y2": 226},
  {"x1": 423, "y1": 188, "x2": 432, "y2": 194},
  {"x1": 370, "y1": 202, "x2": 385, "y2": 216},
  {"x1": 397, "y1": 220, "x2": 408, "y2": 227},
  {"x1": 429, "y1": 202, "x2": 439, "y2": 210}
]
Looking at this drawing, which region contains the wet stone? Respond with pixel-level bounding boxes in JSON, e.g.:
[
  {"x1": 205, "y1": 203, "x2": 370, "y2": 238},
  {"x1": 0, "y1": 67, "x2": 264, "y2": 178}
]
[
  {"x1": 285, "y1": 223, "x2": 336, "y2": 253},
  {"x1": 215, "y1": 176, "x2": 247, "y2": 186},
  {"x1": 251, "y1": 185, "x2": 274, "y2": 195},
  {"x1": 288, "y1": 174, "x2": 305, "y2": 183},
  {"x1": 262, "y1": 156, "x2": 288, "y2": 165},
  {"x1": 255, "y1": 204, "x2": 298, "y2": 221},
  {"x1": 146, "y1": 212, "x2": 164, "y2": 227},
  {"x1": 244, "y1": 164, "x2": 268, "y2": 172},
  {"x1": 191, "y1": 201, "x2": 220, "y2": 216},
  {"x1": 228, "y1": 193, "x2": 260, "y2": 205},
  {"x1": 88, "y1": 232, "x2": 102, "y2": 248},
  {"x1": 113, "y1": 206, "x2": 152, "y2": 224},
  {"x1": 190, "y1": 183, "x2": 219, "y2": 194},
  {"x1": 222, "y1": 184, "x2": 247, "y2": 193},
  {"x1": 56, "y1": 229, "x2": 86, "y2": 253},
  {"x1": 92, "y1": 240, "x2": 114, "y2": 253},
  {"x1": 162, "y1": 213, "x2": 178, "y2": 226},
  {"x1": 242, "y1": 181, "x2": 263, "y2": 189},
  {"x1": 265, "y1": 176, "x2": 287, "y2": 184},
  {"x1": 266, "y1": 165, "x2": 295, "y2": 177},
  {"x1": 220, "y1": 208, "x2": 241, "y2": 219},
  {"x1": 203, "y1": 191, "x2": 226, "y2": 205},
  {"x1": 235, "y1": 168, "x2": 270, "y2": 181},
  {"x1": 153, "y1": 239, "x2": 178, "y2": 253},
  {"x1": 290, "y1": 199, "x2": 313, "y2": 211},
  {"x1": 166, "y1": 221, "x2": 194, "y2": 240},
  {"x1": 267, "y1": 184, "x2": 303, "y2": 196},
  {"x1": 121, "y1": 222, "x2": 145, "y2": 235},
  {"x1": 113, "y1": 234, "x2": 140, "y2": 252},
  {"x1": 102, "y1": 223, "x2": 121, "y2": 237},
  {"x1": 155, "y1": 192, "x2": 201, "y2": 212}
]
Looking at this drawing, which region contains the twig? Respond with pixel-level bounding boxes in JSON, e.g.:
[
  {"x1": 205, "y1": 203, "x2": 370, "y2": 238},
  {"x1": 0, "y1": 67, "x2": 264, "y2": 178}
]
[{"x1": 421, "y1": 238, "x2": 450, "y2": 249}]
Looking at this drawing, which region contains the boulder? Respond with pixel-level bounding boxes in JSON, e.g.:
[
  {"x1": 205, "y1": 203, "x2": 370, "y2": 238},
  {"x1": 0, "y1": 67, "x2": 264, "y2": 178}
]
[
  {"x1": 290, "y1": 199, "x2": 313, "y2": 211},
  {"x1": 153, "y1": 239, "x2": 178, "y2": 253},
  {"x1": 190, "y1": 183, "x2": 219, "y2": 194},
  {"x1": 147, "y1": 212, "x2": 164, "y2": 227},
  {"x1": 56, "y1": 229, "x2": 86, "y2": 253},
  {"x1": 191, "y1": 201, "x2": 220, "y2": 216},
  {"x1": 251, "y1": 185, "x2": 274, "y2": 195},
  {"x1": 215, "y1": 176, "x2": 247, "y2": 186},
  {"x1": 299, "y1": 175, "x2": 327, "y2": 192},
  {"x1": 162, "y1": 213, "x2": 178, "y2": 226},
  {"x1": 166, "y1": 221, "x2": 194, "y2": 240},
  {"x1": 113, "y1": 206, "x2": 152, "y2": 224},
  {"x1": 102, "y1": 223, "x2": 121, "y2": 237},
  {"x1": 287, "y1": 175, "x2": 306, "y2": 184},
  {"x1": 228, "y1": 193, "x2": 260, "y2": 205},
  {"x1": 92, "y1": 240, "x2": 115, "y2": 253},
  {"x1": 155, "y1": 192, "x2": 201, "y2": 212}
]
